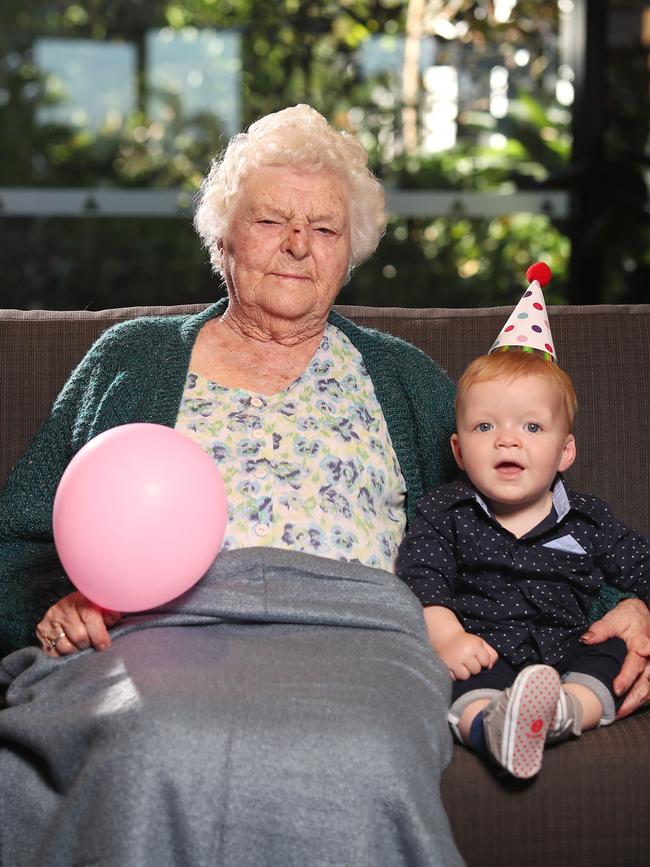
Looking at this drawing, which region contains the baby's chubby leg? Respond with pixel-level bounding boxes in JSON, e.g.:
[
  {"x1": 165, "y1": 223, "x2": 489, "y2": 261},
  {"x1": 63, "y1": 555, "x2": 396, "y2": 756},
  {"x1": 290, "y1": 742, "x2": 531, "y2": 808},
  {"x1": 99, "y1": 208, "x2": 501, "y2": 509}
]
[
  {"x1": 458, "y1": 699, "x2": 492, "y2": 742},
  {"x1": 549, "y1": 636, "x2": 628, "y2": 739},
  {"x1": 562, "y1": 682, "x2": 601, "y2": 728},
  {"x1": 546, "y1": 680, "x2": 605, "y2": 743}
]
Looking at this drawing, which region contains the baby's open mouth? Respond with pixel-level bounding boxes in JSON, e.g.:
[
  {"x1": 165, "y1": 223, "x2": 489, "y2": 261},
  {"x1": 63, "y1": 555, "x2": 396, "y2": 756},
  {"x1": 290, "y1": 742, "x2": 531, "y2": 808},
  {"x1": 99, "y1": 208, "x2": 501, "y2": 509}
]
[{"x1": 495, "y1": 461, "x2": 524, "y2": 473}]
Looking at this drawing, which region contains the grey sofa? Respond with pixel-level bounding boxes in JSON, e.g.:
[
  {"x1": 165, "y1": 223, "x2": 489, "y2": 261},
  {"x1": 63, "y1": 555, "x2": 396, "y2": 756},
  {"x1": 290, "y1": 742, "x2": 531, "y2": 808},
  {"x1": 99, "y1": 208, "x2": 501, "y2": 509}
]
[{"x1": 1, "y1": 302, "x2": 649, "y2": 867}]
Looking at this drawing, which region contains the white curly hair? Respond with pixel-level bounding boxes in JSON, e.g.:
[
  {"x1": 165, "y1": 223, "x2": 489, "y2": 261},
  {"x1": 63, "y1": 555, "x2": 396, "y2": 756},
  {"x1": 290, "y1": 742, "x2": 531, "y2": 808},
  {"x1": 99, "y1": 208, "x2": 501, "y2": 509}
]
[{"x1": 193, "y1": 104, "x2": 387, "y2": 274}]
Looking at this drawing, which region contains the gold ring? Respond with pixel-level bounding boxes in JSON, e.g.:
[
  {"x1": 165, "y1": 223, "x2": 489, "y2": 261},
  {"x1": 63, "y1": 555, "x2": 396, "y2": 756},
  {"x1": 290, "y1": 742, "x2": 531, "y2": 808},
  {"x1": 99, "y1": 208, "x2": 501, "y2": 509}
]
[{"x1": 46, "y1": 630, "x2": 67, "y2": 651}]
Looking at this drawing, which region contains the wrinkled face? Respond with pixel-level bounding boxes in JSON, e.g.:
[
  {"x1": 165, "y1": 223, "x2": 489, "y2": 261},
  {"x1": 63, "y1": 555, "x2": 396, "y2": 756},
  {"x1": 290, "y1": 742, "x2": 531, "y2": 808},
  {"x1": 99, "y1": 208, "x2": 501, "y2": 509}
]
[
  {"x1": 451, "y1": 374, "x2": 576, "y2": 514},
  {"x1": 220, "y1": 165, "x2": 351, "y2": 328}
]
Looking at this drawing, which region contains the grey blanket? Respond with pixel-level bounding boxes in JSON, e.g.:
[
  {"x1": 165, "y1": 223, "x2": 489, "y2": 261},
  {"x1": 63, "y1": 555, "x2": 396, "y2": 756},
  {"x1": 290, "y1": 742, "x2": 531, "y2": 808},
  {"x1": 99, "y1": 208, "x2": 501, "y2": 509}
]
[{"x1": 0, "y1": 548, "x2": 464, "y2": 867}]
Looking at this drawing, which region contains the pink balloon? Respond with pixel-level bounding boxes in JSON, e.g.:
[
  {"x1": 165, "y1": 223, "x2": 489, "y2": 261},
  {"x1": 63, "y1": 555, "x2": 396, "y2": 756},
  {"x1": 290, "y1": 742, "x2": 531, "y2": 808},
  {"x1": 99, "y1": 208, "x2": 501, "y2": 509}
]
[{"x1": 53, "y1": 423, "x2": 227, "y2": 612}]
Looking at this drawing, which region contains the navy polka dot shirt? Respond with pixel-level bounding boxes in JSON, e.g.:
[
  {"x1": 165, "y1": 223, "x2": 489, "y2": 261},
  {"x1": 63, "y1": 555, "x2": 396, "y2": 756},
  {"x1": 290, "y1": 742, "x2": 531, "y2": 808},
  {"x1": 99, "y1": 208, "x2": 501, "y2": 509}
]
[{"x1": 396, "y1": 479, "x2": 650, "y2": 666}]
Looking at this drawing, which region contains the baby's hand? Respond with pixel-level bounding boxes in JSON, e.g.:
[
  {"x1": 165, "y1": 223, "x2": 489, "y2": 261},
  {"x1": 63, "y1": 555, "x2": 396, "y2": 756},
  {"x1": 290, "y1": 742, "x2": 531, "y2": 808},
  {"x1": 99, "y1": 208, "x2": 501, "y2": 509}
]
[{"x1": 436, "y1": 632, "x2": 498, "y2": 681}]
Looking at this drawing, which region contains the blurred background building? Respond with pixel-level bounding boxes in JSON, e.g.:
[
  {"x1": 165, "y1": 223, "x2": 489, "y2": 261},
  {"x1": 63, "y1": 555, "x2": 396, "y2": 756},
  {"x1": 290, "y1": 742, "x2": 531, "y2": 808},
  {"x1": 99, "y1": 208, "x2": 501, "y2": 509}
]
[{"x1": 0, "y1": 0, "x2": 648, "y2": 310}]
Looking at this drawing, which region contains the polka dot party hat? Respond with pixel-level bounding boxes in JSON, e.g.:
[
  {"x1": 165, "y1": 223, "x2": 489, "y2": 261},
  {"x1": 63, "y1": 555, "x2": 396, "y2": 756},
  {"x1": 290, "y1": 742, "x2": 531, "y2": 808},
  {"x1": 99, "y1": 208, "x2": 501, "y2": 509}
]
[{"x1": 490, "y1": 262, "x2": 556, "y2": 362}]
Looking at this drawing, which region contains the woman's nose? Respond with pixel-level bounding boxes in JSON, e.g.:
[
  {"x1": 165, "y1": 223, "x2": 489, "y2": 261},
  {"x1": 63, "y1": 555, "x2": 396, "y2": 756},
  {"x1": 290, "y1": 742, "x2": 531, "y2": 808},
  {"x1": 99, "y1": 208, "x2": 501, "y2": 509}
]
[{"x1": 283, "y1": 224, "x2": 310, "y2": 258}]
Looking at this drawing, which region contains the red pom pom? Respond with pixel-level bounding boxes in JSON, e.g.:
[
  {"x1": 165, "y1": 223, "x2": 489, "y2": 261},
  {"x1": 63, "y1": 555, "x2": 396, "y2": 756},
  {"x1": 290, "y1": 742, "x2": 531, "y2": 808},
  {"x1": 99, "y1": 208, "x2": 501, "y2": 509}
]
[{"x1": 526, "y1": 262, "x2": 552, "y2": 287}]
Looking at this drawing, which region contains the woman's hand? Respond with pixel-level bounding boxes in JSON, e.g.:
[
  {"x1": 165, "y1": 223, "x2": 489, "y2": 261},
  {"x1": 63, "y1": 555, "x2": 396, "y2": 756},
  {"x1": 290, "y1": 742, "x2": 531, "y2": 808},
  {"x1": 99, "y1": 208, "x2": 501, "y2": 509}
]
[
  {"x1": 36, "y1": 591, "x2": 122, "y2": 657},
  {"x1": 581, "y1": 598, "x2": 650, "y2": 718}
]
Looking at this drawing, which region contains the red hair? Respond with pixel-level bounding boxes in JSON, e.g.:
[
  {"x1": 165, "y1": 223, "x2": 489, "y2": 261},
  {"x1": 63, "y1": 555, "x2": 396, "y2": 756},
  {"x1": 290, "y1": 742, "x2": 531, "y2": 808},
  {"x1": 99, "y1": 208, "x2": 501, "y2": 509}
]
[{"x1": 456, "y1": 352, "x2": 577, "y2": 432}]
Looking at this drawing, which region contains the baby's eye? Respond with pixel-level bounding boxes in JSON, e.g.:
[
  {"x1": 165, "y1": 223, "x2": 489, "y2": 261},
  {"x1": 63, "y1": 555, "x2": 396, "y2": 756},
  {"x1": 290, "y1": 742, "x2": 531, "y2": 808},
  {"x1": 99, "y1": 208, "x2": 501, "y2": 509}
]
[
  {"x1": 526, "y1": 423, "x2": 541, "y2": 433},
  {"x1": 475, "y1": 422, "x2": 493, "y2": 432}
]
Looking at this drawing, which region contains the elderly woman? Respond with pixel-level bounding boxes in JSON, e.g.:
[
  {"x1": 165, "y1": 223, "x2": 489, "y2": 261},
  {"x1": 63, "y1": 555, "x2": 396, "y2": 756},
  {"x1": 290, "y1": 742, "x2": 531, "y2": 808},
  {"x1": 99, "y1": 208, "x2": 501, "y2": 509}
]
[
  {"x1": 7, "y1": 105, "x2": 458, "y2": 657},
  {"x1": 0, "y1": 105, "x2": 648, "y2": 867}
]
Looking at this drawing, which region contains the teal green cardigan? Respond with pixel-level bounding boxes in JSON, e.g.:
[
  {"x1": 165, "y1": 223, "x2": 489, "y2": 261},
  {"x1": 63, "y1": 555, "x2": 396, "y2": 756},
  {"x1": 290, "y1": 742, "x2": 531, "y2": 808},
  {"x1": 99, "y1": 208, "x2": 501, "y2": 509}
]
[{"x1": 0, "y1": 301, "x2": 460, "y2": 654}]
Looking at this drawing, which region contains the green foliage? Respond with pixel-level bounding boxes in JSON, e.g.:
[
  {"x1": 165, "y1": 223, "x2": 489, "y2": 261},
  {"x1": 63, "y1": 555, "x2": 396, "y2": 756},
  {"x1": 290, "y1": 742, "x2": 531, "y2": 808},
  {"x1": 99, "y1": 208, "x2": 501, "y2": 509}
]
[{"x1": 340, "y1": 212, "x2": 570, "y2": 309}]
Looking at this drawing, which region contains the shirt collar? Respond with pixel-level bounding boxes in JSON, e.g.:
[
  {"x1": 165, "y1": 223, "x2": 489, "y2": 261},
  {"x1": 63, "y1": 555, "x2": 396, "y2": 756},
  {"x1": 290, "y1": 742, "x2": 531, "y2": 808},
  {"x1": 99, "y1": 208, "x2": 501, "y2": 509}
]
[
  {"x1": 551, "y1": 478, "x2": 571, "y2": 520},
  {"x1": 443, "y1": 475, "x2": 609, "y2": 531},
  {"x1": 446, "y1": 476, "x2": 592, "y2": 526},
  {"x1": 474, "y1": 477, "x2": 571, "y2": 523},
  {"x1": 463, "y1": 475, "x2": 603, "y2": 526}
]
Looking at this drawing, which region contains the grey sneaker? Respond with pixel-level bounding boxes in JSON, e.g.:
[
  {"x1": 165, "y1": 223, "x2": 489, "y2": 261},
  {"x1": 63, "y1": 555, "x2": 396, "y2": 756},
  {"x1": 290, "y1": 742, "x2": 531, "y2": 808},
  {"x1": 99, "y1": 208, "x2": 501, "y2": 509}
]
[
  {"x1": 547, "y1": 686, "x2": 584, "y2": 742},
  {"x1": 483, "y1": 665, "x2": 561, "y2": 779}
]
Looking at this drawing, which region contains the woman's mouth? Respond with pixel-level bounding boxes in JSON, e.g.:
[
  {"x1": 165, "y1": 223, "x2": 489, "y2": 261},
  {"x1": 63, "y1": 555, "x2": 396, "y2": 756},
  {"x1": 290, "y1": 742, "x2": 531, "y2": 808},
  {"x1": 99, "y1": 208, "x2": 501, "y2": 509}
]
[{"x1": 273, "y1": 272, "x2": 310, "y2": 281}]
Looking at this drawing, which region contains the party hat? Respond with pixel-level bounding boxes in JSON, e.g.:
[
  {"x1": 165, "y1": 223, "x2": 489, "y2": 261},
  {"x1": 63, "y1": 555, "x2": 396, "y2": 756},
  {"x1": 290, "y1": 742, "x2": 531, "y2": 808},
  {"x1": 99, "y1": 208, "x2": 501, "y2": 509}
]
[{"x1": 490, "y1": 262, "x2": 556, "y2": 362}]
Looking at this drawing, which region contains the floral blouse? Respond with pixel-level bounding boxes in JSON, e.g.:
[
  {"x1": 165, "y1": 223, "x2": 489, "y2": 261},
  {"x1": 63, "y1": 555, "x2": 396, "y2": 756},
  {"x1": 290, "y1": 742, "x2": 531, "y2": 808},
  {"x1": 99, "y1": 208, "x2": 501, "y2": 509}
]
[{"x1": 174, "y1": 324, "x2": 406, "y2": 571}]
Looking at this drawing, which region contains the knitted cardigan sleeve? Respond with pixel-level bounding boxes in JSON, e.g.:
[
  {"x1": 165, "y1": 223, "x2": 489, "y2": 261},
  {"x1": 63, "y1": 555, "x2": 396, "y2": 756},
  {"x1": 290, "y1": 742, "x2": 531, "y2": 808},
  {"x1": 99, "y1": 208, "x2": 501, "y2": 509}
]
[
  {"x1": 392, "y1": 337, "x2": 458, "y2": 507},
  {"x1": 375, "y1": 332, "x2": 458, "y2": 524},
  {"x1": 0, "y1": 326, "x2": 139, "y2": 654}
]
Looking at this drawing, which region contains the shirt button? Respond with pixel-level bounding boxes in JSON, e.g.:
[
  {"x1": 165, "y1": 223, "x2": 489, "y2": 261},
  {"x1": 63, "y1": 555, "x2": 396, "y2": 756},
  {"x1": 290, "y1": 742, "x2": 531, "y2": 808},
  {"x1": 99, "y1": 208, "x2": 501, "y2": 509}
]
[
  {"x1": 250, "y1": 397, "x2": 264, "y2": 408},
  {"x1": 251, "y1": 429, "x2": 264, "y2": 440},
  {"x1": 255, "y1": 524, "x2": 269, "y2": 537},
  {"x1": 254, "y1": 467, "x2": 268, "y2": 479}
]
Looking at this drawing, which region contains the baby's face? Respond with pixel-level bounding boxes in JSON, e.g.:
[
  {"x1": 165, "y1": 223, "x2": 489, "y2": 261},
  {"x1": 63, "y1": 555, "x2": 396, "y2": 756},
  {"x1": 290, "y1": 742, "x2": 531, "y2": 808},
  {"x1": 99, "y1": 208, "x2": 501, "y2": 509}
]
[{"x1": 451, "y1": 374, "x2": 576, "y2": 514}]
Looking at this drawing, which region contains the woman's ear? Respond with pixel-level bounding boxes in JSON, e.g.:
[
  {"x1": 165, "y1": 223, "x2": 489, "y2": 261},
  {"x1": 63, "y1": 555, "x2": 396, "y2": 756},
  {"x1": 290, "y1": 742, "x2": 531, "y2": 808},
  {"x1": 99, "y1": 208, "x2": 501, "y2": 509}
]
[
  {"x1": 450, "y1": 433, "x2": 465, "y2": 470},
  {"x1": 559, "y1": 433, "x2": 577, "y2": 473}
]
